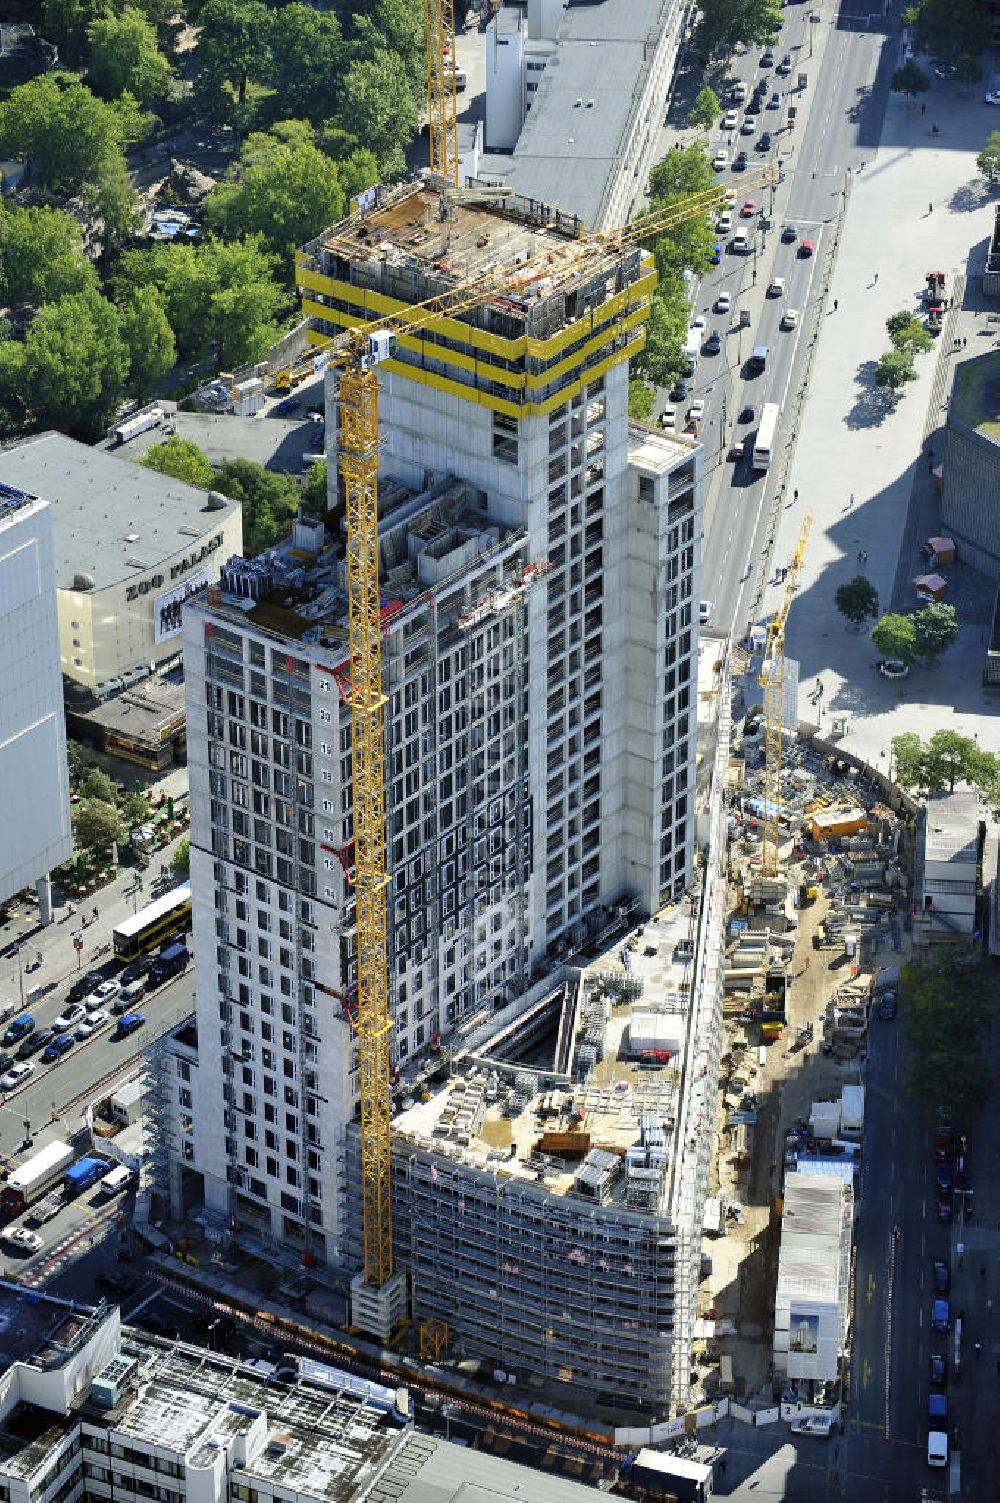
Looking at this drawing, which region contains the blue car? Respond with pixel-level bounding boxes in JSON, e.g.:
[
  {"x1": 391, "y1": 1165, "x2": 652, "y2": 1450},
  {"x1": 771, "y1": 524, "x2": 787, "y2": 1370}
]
[
  {"x1": 931, "y1": 1298, "x2": 950, "y2": 1334},
  {"x1": 41, "y1": 1032, "x2": 75, "y2": 1063},
  {"x1": 116, "y1": 1013, "x2": 145, "y2": 1039},
  {"x1": 2, "y1": 1014, "x2": 34, "y2": 1045},
  {"x1": 709, "y1": 242, "x2": 722, "y2": 265}
]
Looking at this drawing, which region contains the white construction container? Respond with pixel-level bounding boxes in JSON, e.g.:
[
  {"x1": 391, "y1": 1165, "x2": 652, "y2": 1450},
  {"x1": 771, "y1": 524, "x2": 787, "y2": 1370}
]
[{"x1": 840, "y1": 1085, "x2": 864, "y2": 1138}]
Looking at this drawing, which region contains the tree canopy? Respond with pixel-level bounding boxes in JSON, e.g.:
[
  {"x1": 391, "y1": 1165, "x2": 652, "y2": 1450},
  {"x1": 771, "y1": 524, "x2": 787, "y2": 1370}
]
[
  {"x1": 698, "y1": 0, "x2": 781, "y2": 58},
  {"x1": 140, "y1": 436, "x2": 215, "y2": 488},
  {"x1": 914, "y1": 601, "x2": 959, "y2": 664},
  {"x1": 0, "y1": 74, "x2": 136, "y2": 196},
  {"x1": 890, "y1": 59, "x2": 931, "y2": 98},
  {"x1": 892, "y1": 729, "x2": 999, "y2": 806},
  {"x1": 204, "y1": 128, "x2": 349, "y2": 270},
  {"x1": 120, "y1": 284, "x2": 176, "y2": 400},
  {"x1": 688, "y1": 87, "x2": 720, "y2": 132},
  {"x1": 0, "y1": 285, "x2": 130, "y2": 439},
  {"x1": 75, "y1": 797, "x2": 124, "y2": 851},
  {"x1": 213, "y1": 457, "x2": 300, "y2": 552},
  {"x1": 874, "y1": 348, "x2": 917, "y2": 394},
  {"x1": 886, "y1": 309, "x2": 934, "y2": 356},
  {"x1": 266, "y1": 5, "x2": 344, "y2": 122},
  {"x1": 871, "y1": 612, "x2": 918, "y2": 663},
  {"x1": 835, "y1": 575, "x2": 878, "y2": 628},
  {"x1": 628, "y1": 377, "x2": 655, "y2": 422},
  {"x1": 901, "y1": 949, "x2": 994, "y2": 1120},
  {"x1": 903, "y1": 0, "x2": 991, "y2": 72},
  {"x1": 0, "y1": 204, "x2": 97, "y2": 307},
  {"x1": 86, "y1": 7, "x2": 172, "y2": 104},
  {"x1": 977, "y1": 130, "x2": 1000, "y2": 183}
]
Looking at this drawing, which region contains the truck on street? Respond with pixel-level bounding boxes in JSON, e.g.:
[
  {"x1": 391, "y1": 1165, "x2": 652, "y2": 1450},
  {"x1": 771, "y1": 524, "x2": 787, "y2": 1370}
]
[
  {"x1": 111, "y1": 408, "x2": 164, "y2": 446},
  {"x1": 64, "y1": 1156, "x2": 108, "y2": 1198},
  {"x1": 148, "y1": 941, "x2": 189, "y2": 988},
  {"x1": 1, "y1": 1140, "x2": 74, "y2": 1216}
]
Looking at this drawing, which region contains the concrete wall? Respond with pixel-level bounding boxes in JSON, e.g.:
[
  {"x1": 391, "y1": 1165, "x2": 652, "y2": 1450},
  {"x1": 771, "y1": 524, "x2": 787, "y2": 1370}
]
[{"x1": 940, "y1": 411, "x2": 1000, "y2": 582}]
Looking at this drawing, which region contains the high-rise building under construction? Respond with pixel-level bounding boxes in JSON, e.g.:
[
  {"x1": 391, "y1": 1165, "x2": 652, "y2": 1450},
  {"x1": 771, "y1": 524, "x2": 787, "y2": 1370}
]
[{"x1": 164, "y1": 181, "x2": 712, "y2": 1404}]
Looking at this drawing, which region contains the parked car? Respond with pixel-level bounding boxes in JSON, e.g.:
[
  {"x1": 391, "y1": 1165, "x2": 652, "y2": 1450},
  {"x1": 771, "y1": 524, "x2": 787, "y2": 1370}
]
[
  {"x1": 670, "y1": 377, "x2": 689, "y2": 402},
  {"x1": 878, "y1": 991, "x2": 897, "y2": 1020},
  {"x1": 68, "y1": 971, "x2": 104, "y2": 1004},
  {"x1": 115, "y1": 1013, "x2": 146, "y2": 1040},
  {"x1": 0, "y1": 1049, "x2": 12, "y2": 1074},
  {"x1": 76, "y1": 1010, "x2": 110, "y2": 1040},
  {"x1": 929, "y1": 1352, "x2": 947, "y2": 1385},
  {"x1": 741, "y1": 110, "x2": 758, "y2": 134},
  {"x1": 690, "y1": 313, "x2": 706, "y2": 332},
  {"x1": 53, "y1": 1003, "x2": 87, "y2": 1032},
  {"x1": 777, "y1": 52, "x2": 792, "y2": 74},
  {"x1": 723, "y1": 108, "x2": 739, "y2": 130},
  {"x1": 709, "y1": 242, "x2": 723, "y2": 265},
  {"x1": 932, "y1": 1258, "x2": 950, "y2": 1294},
  {"x1": 1, "y1": 1226, "x2": 43, "y2": 1255},
  {"x1": 713, "y1": 148, "x2": 729, "y2": 171},
  {"x1": 757, "y1": 130, "x2": 773, "y2": 151},
  {"x1": 704, "y1": 330, "x2": 722, "y2": 355},
  {"x1": 739, "y1": 404, "x2": 756, "y2": 424},
  {"x1": 17, "y1": 1028, "x2": 53, "y2": 1060},
  {"x1": 87, "y1": 980, "x2": 121, "y2": 1011},
  {"x1": 730, "y1": 81, "x2": 748, "y2": 102},
  {"x1": 658, "y1": 406, "x2": 677, "y2": 430},
  {"x1": 715, "y1": 291, "x2": 732, "y2": 314},
  {"x1": 930, "y1": 1299, "x2": 950, "y2": 1333},
  {"x1": 41, "y1": 1033, "x2": 75, "y2": 1063},
  {"x1": 2, "y1": 1014, "x2": 34, "y2": 1046},
  {"x1": 741, "y1": 198, "x2": 756, "y2": 217},
  {"x1": 716, "y1": 210, "x2": 733, "y2": 234},
  {"x1": 0, "y1": 1060, "x2": 35, "y2": 1090},
  {"x1": 688, "y1": 400, "x2": 705, "y2": 422},
  {"x1": 760, "y1": 49, "x2": 774, "y2": 65},
  {"x1": 120, "y1": 956, "x2": 155, "y2": 985},
  {"x1": 699, "y1": 601, "x2": 714, "y2": 625}
]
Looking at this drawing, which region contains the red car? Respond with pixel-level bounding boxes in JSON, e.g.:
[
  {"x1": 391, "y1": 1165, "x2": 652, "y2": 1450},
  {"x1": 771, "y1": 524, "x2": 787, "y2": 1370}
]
[
  {"x1": 741, "y1": 198, "x2": 756, "y2": 218},
  {"x1": 799, "y1": 238, "x2": 815, "y2": 257}
]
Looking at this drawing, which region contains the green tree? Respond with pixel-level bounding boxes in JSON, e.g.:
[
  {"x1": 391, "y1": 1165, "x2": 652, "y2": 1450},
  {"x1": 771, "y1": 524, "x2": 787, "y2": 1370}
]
[
  {"x1": 171, "y1": 835, "x2": 191, "y2": 877},
  {"x1": 0, "y1": 74, "x2": 130, "y2": 195},
  {"x1": 120, "y1": 284, "x2": 176, "y2": 400},
  {"x1": 87, "y1": 8, "x2": 172, "y2": 104},
  {"x1": 688, "y1": 86, "x2": 721, "y2": 132},
  {"x1": 335, "y1": 52, "x2": 419, "y2": 177},
  {"x1": 648, "y1": 141, "x2": 718, "y2": 202},
  {"x1": 0, "y1": 204, "x2": 97, "y2": 306},
  {"x1": 301, "y1": 455, "x2": 328, "y2": 511},
  {"x1": 75, "y1": 797, "x2": 124, "y2": 851},
  {"x1": 43, "y1": 0, "x2": 107, "y2": 66},
  {"x1": 904, "y1": 0, "x2": 990, "y2": 73},
  {"x1": 632, "y1": 287, "x2": 688, "y2": 388},
  {"x1": 213, "y1": 457, "x2": 300, "y2": 551},
  {"x1": 194, "y1": 0, "x2": 273, "y2": 127},
  {"x1": 123, "y1": 790, "x2": 151, "y2": 826},
  {"x1": 698, "y1": 0, "x2": 781, "y2": 58},
  {"x1": 80, "y1": 766, "x2": 117, "y2": 803},
  {"x1": 914, "y1": 601, "x2": 959, "y2": 665},
  {"x1": 977, "y1": 131, "x2": 1000, "y2": 183},
  {"x1": 266, "y1": 5, "x2": 343, "y2": 121},
  {"x1": 140, "y1": 435, "x2": 215, "y2": 488},
  {"x1": 628, "y1": 377, "x2": 655, "y2": 422},
  {"x1": 892, "y1": 728, "x2": 999, "y2": 798},
  {"x1": 954, "y1": 53, "x2": 983, "y2": 84},
  {"x1": 646, "y1": 144, "x2": 719, "y2": 278},
  {"x1": 901, "y1": 949, "x2": 992, "y2": 1119},
  {"x1": 115, "y1": 236, "x2": 287, "y2": 363},
  {"x1": 835, "y1": 575, "x2": 878, "y2": 628},
  {"x1": 0, "y1": 286, "x2": 129, "y2": 439},
  {"x1": 871, "y1": 612, "x2": 918, "y2": 663},
  {"x1": 66, "y1": 739, "x2": 86, "y2": 787},
  {"x1": 203, "y1": 131, "x2": 346, "y2": 271},
  {"x1": 886, "y1": 309, "x2": 934, "y2": 356},
  {"x1": 874, "y1": 348, "x2": 917, "y2": 394},
  {"x1": 82, "y1": 152, "x2": 143, "y2": 247},
  {"x1": 890, "y1": 58, "x2": 931, "y2": 99}
]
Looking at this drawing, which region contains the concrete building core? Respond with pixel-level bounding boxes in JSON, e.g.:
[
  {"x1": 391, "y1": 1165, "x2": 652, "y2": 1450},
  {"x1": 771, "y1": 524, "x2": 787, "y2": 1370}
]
[{"x1": 164, "y1": 179, "x2": 713, "y2": 1413}]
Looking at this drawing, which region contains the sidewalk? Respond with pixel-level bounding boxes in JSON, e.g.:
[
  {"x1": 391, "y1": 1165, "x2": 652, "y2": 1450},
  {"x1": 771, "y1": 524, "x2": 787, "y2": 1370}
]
[
  {"x1": 761, "y1": 75, "x2": 1000, "y2": 767},
  {"x1": 1, "y1": 765, "x2": 191, "y2": 1009}
]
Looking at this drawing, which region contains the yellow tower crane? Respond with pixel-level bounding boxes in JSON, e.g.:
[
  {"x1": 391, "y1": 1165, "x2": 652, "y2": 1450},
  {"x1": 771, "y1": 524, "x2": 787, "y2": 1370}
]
[
  {"x1": 758, "y1": 515, "x2": 812, "y2": 880},
  {"x1": 425, "y1": 0, "x2": 459, "y2": 184},
  {"x1": 323, "y1": 165, "x2": 778, "y2": 1298}
]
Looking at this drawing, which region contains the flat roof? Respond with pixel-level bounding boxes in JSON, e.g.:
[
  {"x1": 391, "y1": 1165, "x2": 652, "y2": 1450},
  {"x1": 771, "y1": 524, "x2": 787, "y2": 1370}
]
[
  {"x1": 0, "y1": 433, "x2": 240, "y2": 593},
  {"x1": 376, "y1": 1432, "x2": 611, "y2": 1502},
  {"x1": 481, "y1": 0, "x2": 673, "y2": 230},
  {"x1": 0, "y1": 1282, "x2": 100, "y2": 1385}
]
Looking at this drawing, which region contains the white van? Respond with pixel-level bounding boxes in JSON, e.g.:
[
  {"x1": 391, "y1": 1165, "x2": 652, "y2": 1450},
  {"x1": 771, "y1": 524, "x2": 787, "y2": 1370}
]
[
  {"x1": 927, "y1": 1429, "x2": 948, "y2": 1468},
  {"x1": 100, "y1": 1164, "x2": 134, "y2": 1197},
  {"x1": 733, "y1": 230, "x2": 749, "y2": 253}
]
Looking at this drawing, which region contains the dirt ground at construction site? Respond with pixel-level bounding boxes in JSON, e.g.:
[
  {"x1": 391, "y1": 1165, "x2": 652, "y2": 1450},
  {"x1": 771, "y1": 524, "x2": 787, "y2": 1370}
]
[{"x1": 696, "y1": 755, "x2": 914, "y2": 1406}]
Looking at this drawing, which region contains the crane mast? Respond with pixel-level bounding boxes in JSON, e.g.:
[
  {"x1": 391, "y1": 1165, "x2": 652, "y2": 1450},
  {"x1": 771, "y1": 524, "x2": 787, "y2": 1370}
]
[
  {"x1": 425, "y1": 0, "x2": 459, "y2": 184},
  {"x1": 758, "y1": 516, "x2": 812, "y2": 879}
]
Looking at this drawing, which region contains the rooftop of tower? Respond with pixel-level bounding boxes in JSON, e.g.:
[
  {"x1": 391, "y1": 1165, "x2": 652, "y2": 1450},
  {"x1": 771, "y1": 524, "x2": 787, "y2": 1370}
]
[{"x1": 298, "y1": 178, "x2": 651, "y2": 350}]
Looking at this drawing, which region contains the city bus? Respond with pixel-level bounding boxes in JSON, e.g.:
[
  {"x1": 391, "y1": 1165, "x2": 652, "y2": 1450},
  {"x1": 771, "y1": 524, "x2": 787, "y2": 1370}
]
[
  {"x1": 113, "y1": 883, "x2": 192, "y2": 962},
  {"x1": 752, "y1": 402, "x2": 780, "y2": 471}
]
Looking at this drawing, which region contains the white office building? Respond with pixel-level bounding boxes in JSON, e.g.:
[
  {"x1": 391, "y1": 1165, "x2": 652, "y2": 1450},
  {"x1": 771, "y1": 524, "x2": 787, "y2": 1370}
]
[
  {"x1": 0, "y1": 482, "x2": 73, "y2": 909},
  {"x1": 483, "y1": 0, "x2": 688, "y2": 231}
]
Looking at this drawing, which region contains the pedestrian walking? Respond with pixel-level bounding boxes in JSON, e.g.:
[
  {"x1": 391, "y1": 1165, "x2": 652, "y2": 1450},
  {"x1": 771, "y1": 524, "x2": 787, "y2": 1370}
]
[
  {"x1": 963, "y1": 336, "x2": 967, "y2": 348},
  {"x1": 793, "y1": 488, "x2": 799, "y2": 502},
  {"x1": 92, "y1": 905, "x2": 98, "y2": 922},
  {"x1": 833, "y1": 298, "x2": 838, "y2": 311},
  {"x1": 848, "y1": 492, "x2": 855, "y2": 508},
  {"x1": 857, "y1": 549, "x2": 863, "y2": 563},
  {"x1": 874, "y1": 271, "x2": 879, "y2": 284},
  {"x1": 929, "y1": 203, "x2": 933, "y2": 214},
  {"x1": 862, "y1": 550, "x2": 868, "y2": 564}
]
